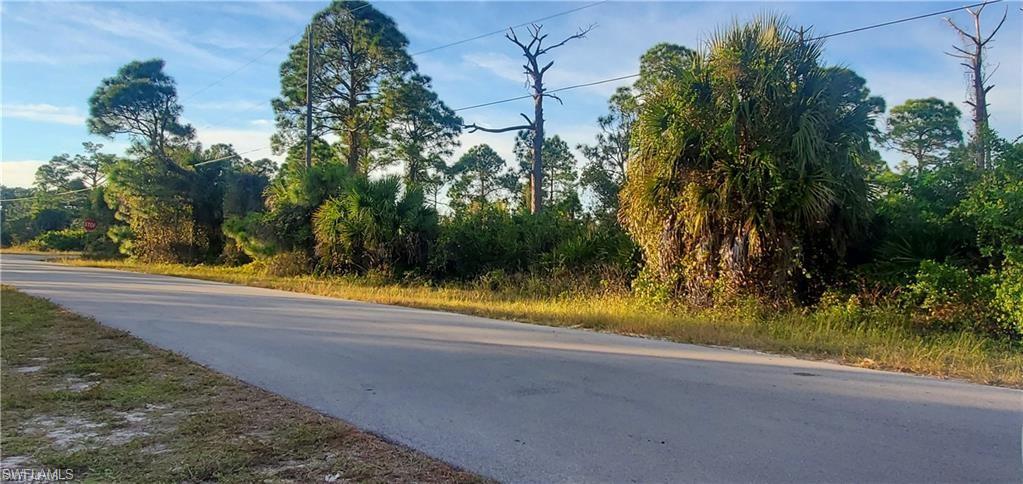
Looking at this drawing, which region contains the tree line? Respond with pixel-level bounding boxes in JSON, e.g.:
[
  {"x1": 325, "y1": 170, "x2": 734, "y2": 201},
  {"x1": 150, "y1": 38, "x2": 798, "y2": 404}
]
[{"x1": 2, "y1": 2, "x2": 1019, "y2": 338}]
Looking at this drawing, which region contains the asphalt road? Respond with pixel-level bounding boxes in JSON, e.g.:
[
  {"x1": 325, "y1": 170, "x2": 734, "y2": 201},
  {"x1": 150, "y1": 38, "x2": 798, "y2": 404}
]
[{"x1": 2, "y1": 254, "x2": 1020, "y2": 483}]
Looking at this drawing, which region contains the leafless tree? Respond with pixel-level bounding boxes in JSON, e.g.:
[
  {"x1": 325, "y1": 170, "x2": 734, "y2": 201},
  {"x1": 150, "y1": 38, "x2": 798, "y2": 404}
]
[
  {"x1": 945, "y1": 4, "x2": 1008, "y2": 169},
  {"x1": 465, "y1": 23, "x2": 593, "y2": 214}
]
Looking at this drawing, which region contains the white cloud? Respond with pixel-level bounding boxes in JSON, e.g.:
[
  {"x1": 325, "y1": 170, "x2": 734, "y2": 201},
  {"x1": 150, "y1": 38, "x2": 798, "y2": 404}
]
[
  {"x1": 20, "y1": 3, "x2": 238, "y2": 69},
  {"x1": 2, "y1": 104, "x2": 85, "y2": 126},
  {"x1": 249, "y1": 119, "x2": 273, "y2": 127},
  {"x1": 463, "y1": 52, "x2": 528, "y2": 85},
  {"x1": 0, "y1": 161, "x2": 45, "y2": 188}
]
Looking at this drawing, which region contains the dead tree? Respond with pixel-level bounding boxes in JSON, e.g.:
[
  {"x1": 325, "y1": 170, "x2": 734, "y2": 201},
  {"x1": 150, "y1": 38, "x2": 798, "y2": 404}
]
[
  {"x1": 945, "y1": 4, "x2": 1008, "y2": 169},
  {"x1": 465, "y1": 23, "x2": 593, "y2": 214}
]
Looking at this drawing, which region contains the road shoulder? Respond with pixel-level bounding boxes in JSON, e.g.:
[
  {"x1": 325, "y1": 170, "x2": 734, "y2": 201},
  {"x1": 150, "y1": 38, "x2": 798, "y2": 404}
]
[{"x1": 0, "y1": 286, "x2": 485, "y2": 483}]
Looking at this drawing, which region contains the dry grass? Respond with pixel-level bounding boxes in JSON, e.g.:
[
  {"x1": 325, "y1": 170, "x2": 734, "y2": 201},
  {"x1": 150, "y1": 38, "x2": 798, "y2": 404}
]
[
  {"x1": 61, "y1": 259, "x2": 1023, "y2": 388},
  {"x1": 0, "y1": 286, "x2": 485, "y2": 482}
]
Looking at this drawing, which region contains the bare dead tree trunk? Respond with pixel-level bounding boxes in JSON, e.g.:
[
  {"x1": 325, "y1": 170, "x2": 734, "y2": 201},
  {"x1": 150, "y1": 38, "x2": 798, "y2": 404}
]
[
  {"x1": 465, "y1": 23, "x2": 592, "y2": 214},
  {"x1": 530, "y1": 71, "x2": 545, "y2": 214},
  {"x1": 945, "y1": 5, "x2": 1007, "y2": 170}
]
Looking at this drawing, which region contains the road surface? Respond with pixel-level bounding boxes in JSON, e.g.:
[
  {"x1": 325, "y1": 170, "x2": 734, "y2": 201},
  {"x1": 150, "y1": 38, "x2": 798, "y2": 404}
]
[{"x1": 2, "y1": 254, "x2": 1020, "y2": 483}]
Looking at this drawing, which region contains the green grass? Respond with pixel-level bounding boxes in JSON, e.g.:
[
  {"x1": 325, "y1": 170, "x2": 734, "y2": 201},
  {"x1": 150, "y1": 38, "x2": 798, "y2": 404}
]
[
  {"x1": 0, "y1": 286, "x2": 484, "y2": 482},
  {"x1": 61, "y1": 259, "x2": 1023, "y2": 388},
  {"x1": 0, "y1": 245, "x2": 81, "y2": 256}
]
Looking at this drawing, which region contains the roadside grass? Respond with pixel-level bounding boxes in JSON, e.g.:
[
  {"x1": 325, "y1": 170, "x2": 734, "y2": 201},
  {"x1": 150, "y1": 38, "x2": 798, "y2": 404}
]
[
  {"x1": 60, "y1": 259, "x2": 1023, "y2": 388},
  {"x1": 0, "y1": 246, "x2": 80, "y2": 256},
  {"x1": 0, "y1": 286, "x2": 484, "y2": 482}
]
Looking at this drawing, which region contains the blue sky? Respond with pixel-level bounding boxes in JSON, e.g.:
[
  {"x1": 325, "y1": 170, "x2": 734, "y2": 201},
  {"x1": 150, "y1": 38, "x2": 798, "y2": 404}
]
[{"x1": 2, "y1": 1, "x2": 1021, "y2": 188}]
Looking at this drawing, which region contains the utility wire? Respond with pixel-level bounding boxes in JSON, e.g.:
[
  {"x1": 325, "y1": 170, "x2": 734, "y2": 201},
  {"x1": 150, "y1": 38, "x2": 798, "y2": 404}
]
[
  {"x1": 809, "y1": 0, "x2": 1000, "y2": 40},
  {"x1": 455, "y1": 73, "x2": 640, "y2": 112},
  {"x1": 455, "y1": 0, "x2": 1002, "y2": 112},
  {"x1": 0, "y1": 187, "x2": 94, "y2": 204},
  {"x1": 7, "y1": 0, "x2": 999, "y2": 202},
  {"x1": 182, "y1": 1, "x2": 604, "y2": 103},
  {"x1": 180, "y1": 2, "x2": 375, "y2": 103},
  {"x1": 0, "y1": 147, "x2": 272, "y2": 203},
  {"x1": 411, "y1": 0, "x2": 608, "y2": 56}
]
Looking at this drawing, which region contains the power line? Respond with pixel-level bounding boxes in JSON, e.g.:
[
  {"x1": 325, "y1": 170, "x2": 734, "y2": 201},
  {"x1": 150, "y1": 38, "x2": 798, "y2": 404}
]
[
  {"x1": 455, "y1": 0, "x2": 1001, "y2": 113},
  {"x1": 191, "y1": 146, "x2": 271, "y2": 167},
  {"x1": 809, "y1": 0, "x2": 1000, "y2": 40},
  {"x1": 9, "y1": 0, "x2": 997, "y2": 203},
  {"x1": 0, "y1": 147, "x2": 271, "y2": 203},
  {"x1": 454, "y1": 73, "x2": 639, "y2": 112},
  {"x1": 411, "y1": 0, "x2": 608, "y2": 57},
  {"x1": 180, "y1": 2, "x2": 375, "y2": 103},
  {"x1": 0, "y1": 187, "x2": 93, "y2": 204}
]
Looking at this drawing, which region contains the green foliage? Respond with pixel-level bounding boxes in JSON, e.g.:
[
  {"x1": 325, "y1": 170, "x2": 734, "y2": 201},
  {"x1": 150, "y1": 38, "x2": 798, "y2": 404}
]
[
  {"x1": 313, "y1": 176, "x2": 438, "y2": 274},
  {"x1": 622, "y1": 16, "x2": 884, "y2": 304},
  {"x1": 515, "y1": 133, "x2": 578, "y2": 210},
  {"x1": 223, "y1": 157, "x2": 275, "y2": 217},
  {"x1": 430, "y1": 205, "x2": 635, "y2": 281},
  {"x1": 578, "y1": 87, "x2": 636, "y2": 220},
  {"x1": 957, "y1": 142, "x2": 1023, "y2": 260},
  {"x1": 251, "y1": 160, "x2": 353, "y2": 255},
  {"x1": 993, "y1": 251, "x2": 1023, "y2": 335},
  {"x1": 447, "y1": 144, "x2": 518, "y2": 210},
  {"x1": 30, "y1": 208, "x2": 72, "y2": 233},
  {"x1": 906, "y1": 260, "x2": 999, "y2": 334},
  {"x1": 27, "y1": 228, "x2": 87, "y2": 252},
  {"x1": 633, "y1": 43, "x2": 696, "y2": 93},
  {"x1": 1, "y1": 186, "x2": 36, "y2": 246},
  {"x1": 87, "y1": 59, "x2": 194, "y2": 162},
  {"x1": 430, "y1": 207, "x2": 568, "y2": 278},
  {"x1": 222, "y1": 213, "x2": 278, "y2": 259},
  {"x1": 381, "y1": 74, "x2": 462, "y2": 195},
  {"x1": 886, "y1": 98, "x2": 963, "y2": 170},
  {"x1": 82, "y1": 186, "x2": 120, "y2": 259},
  {"x1": 868, "y1": 159, "x2": 979, "y2": 276},
  {"x1": 273, "y1": 0, "x2": 414, "y2": 173}
]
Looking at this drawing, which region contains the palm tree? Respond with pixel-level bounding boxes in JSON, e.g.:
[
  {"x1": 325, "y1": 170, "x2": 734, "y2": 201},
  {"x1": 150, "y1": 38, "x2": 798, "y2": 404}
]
[
  {"x1": 313, "y1": 176, "x2": 438, "y2": 273},
  {"x1": 620, "y1": 15, "x2": 884, "y2": 303}
]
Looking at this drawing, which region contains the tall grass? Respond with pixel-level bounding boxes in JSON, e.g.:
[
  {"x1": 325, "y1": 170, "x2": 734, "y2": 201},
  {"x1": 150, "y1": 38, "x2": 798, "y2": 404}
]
[{"x1": 62, "y1": 259, "x2": 1022, "y2": 387}]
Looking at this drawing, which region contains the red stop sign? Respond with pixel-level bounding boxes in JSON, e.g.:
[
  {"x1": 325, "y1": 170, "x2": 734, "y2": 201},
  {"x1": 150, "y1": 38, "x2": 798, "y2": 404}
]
[{"x1": 83, "y1": 218, "x2": 98, "y2": 232}]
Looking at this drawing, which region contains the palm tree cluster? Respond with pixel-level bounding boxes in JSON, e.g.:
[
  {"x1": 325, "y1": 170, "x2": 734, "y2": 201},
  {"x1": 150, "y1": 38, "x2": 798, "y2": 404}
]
[{"x1": 621, "y1": 16, "x2": 885, "y2": 303}]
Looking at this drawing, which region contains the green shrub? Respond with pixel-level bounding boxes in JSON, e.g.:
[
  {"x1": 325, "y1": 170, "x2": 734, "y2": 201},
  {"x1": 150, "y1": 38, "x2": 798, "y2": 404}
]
[
  {"x1": 993, "y1": 251, "x2": 1023, "y2": 336},
  {"x1": 431, "y1": 206, "x2": 583, "y2": 279},
  {"x1": 313, "y1": 176, "x2": 438, "y2": 275},
  {"x1": 906, "y1": 260, "x2": 999, "y2": 334},
  {"x1": 27, "y1": 229, "x2": 86, "y2": 251},
  {"x1": 223, "y1": 213, "x2": 277, "y2": 259}
]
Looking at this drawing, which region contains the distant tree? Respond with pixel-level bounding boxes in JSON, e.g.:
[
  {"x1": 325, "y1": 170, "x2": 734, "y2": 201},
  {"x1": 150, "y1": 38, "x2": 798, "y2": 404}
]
[
  {"x1": 447, "y1": 144, "x2": 518, "y2": 210},
  {"x1": 1, "y1": 187, "x2": 37, "y2": 246},
  {"x1": 465, "y1": 23, "x2": 592, "y2": 214},
  {"x1": 35, "y1": 143, "x2": 116, "y2": 192},
  {"x1": 887, "y1": 98, "x2": 963, "y2": 172},
  {"x1": 515, "y1": 133, "x2": 577, "y2": 210},
  {"x1": 87, "y1": 59, "x2": 194, "y2": 173},
  {"x1": 76, "y1": 142, "x2": 116, "y2": 189},
  {"x1": 578, "y1": 87, "x2": 637, "y2": 219},
  {"x1": 634, "y1": 43, "x2": 695, "y2": 94},
  {"x1": 381, "y1": 74, "x2": 462, "y2": 192},
  {"x1": 273, "y1": 0, "x2": 415, "y2": 173},
  {"x1": 34, "y1": 155, "x2": 76, "y2": 192}
]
